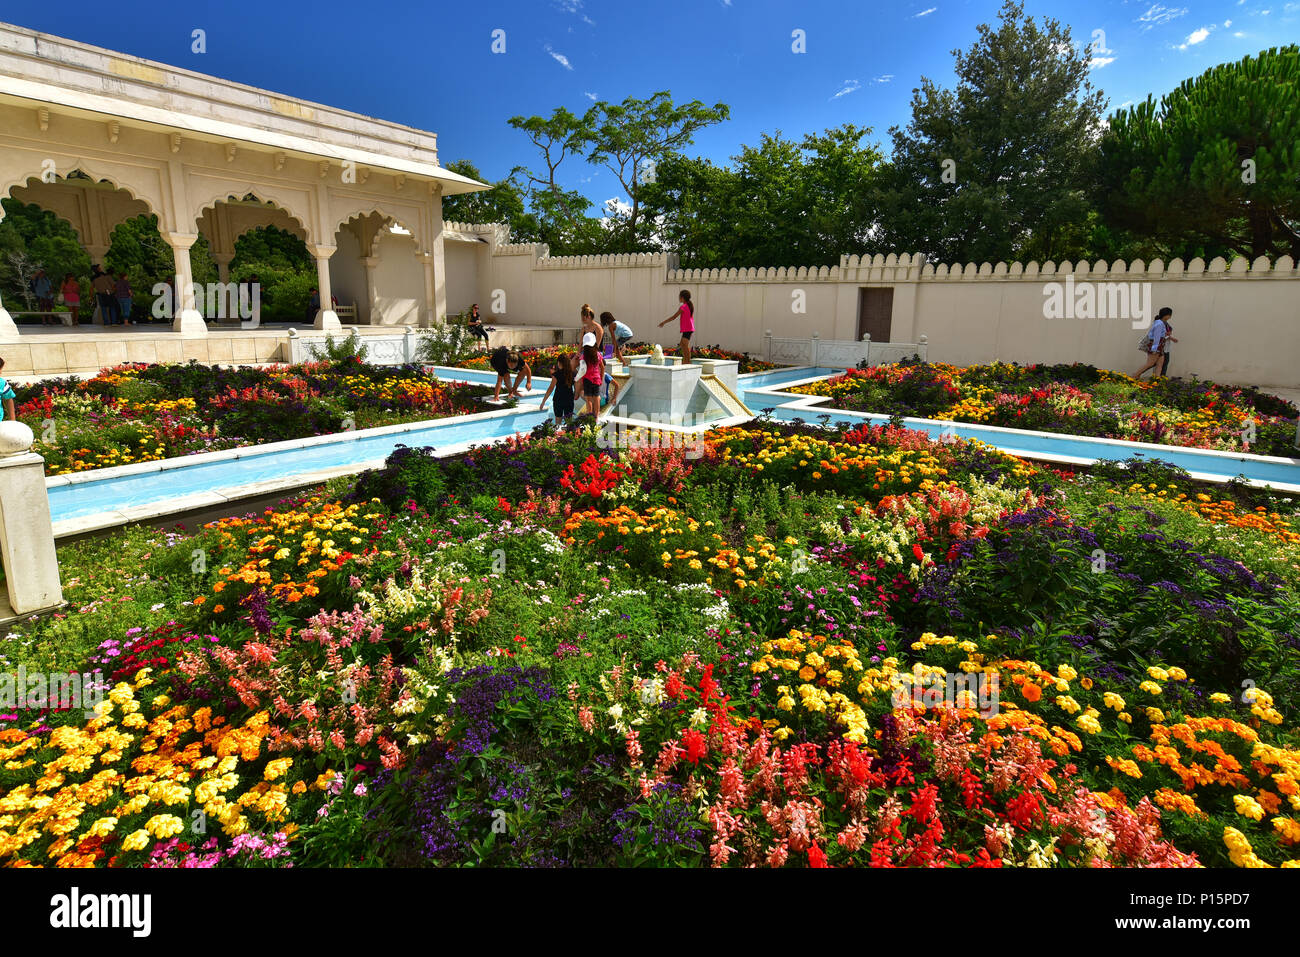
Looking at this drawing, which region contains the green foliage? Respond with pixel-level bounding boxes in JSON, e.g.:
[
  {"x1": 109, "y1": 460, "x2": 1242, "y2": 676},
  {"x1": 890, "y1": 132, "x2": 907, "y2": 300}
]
[
  {"x1": 642, "y1": 126, "x2": 885, "y2": 269},
  {"x1": 1098, "y1": 45, "x2": 1300, "y2": 261},
  {"x1": 439, "y1": 160, "x2": 537, "y2": 239},
  {"x1": 415, "y1": 315, "x2": 477, "y2": 367},
  {"x1": 0, "y1": 200, "x2": 92, "y2": 311},
  {"x1": 315, "y1": 330, "x2": 369, "y2": 364},
  {"x1": 877, "y1": 0, "x2": 1106, "y2": 264},
  {"x1": 505, "y1": 93, "x2": 728, "y2": 254}
]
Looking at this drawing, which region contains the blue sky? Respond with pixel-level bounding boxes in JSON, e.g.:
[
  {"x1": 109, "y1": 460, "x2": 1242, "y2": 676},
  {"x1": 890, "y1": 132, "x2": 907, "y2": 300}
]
[{"x1": 7, "y1": 1, "x2": 1297, "y2": 208}]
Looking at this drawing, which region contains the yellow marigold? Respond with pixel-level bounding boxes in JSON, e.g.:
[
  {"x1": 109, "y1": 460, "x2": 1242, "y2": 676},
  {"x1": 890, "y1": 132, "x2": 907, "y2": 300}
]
[
  {"x1": 145, "y1": 814, "x2": 185, "y2": 838},
  {"x1": 1233, "y1": 795, "x2": 1265, "y2": 822},
  {"x1": 1105, "y1": 755, "x2": 1142, "y2": 779},
  {"x1": 263, "y1": 758, "x2": 293, "y2": 780},
  {"x1": 121, "y1": 829, "x2": 151, "y2": 852},
  {"x1": 1271, "y1": 817, "x2": 1300, "y2": 844},
  {"x1": 85, "y1": 816, "x2": 118, "y2": 838},
  {"x1": 1055, "y1": 695, "x2": 1081, "y2": 715},
  {"x1": 1223, "y1": 827, "x2": 1271, "y2": 868},
  {"x1": 1139, "y1": 681, "x2": 1162, "y2": 695}
]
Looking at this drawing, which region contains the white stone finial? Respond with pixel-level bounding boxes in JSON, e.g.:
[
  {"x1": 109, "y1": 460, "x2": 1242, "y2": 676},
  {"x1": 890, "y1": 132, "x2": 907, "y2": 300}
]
[
  {"x1": 0, "y1": 421, "x2": 34, "y2": 457},
  {"x1": 652, "y1": 343, "x2": 665, "y2": 365}
]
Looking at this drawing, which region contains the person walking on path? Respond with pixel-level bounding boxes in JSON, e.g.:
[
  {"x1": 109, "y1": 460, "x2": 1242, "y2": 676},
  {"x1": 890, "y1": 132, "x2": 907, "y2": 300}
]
[
  {"x1": 60, "y1": 273, "x2": 81, "y2": 326},
  {"x1": 539, "y1": 352, "x2": 576, "y2": 422},
  {"x1": 32, "y1": 270, "x2": 53, "y2": 324},
  {"x1": 115, "y1": 272, "x2": 134, "y2": 326},
  {"x1": 600, "y1": 312, "x2": 634, "y2": 363},
  {"x1": 1135, "y1": 307, "x2": 1172, "y2": 380},
  {"x1": 0, "y1": 357, "x2": 16, "y2": 423},
  {"x1": 1160, "y1": 319, "x2": 1179, "y2": 377},
  {"x1": 658, "y1": 289, "x2": 696, "y2": 365},
  {"x1": 573, "y1": 334, "x2": 605, "y2": 418}
]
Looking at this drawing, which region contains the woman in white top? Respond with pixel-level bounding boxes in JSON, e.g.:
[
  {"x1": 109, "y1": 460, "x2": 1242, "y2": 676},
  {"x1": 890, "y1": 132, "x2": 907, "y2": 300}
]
[{"x1": 1135, "y1": 307, "x2": 1173, "y2": 380}]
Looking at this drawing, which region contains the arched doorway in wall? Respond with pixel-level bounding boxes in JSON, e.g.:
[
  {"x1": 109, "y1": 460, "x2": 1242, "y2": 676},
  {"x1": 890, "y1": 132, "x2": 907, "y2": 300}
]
[
  {"x1": 195, "y1": 196, "x2": 314, "y2": 325},
  {"x1": 334, "y1": 211, "x2": 427, "y2": 327},
  {"x1": 1, "y1": 170, "x2": 164, "y2": 325}
]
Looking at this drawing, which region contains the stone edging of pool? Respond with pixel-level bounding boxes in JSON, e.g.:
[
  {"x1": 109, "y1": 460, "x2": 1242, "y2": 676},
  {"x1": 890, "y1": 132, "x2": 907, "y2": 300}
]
[
  {"x1": 48, "y1": 374, "x2": 553, "y2": 538},
  {"x1": 44, "y1": 363, "x2": 1300, "y2": 539},
  {"x1": 739, "y1": 367, "x2": 1300, "y2": 494}
]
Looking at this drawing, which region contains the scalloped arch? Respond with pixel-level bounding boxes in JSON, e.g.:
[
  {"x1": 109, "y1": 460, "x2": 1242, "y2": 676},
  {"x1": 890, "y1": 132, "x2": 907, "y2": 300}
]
[
  {"x1": 189, "y1": 184, "x2": 313, "y2": 241},
  {"x1": 194, "y1": 195, "x2": 309, "y2": 246},
  {"x1": 1, "y1": 161, "x2": 162, "y2": 240},
  {"x1": 332, "y1": 206, "x2": 423, "y2": 256}
]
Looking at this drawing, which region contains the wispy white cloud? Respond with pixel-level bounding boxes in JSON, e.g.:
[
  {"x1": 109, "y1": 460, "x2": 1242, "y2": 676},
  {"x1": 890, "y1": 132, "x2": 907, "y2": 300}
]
[
  {"x1": 1177, "y1": 25, "x2": 1212, "y2": 48},
  {"x1": 544, "y1": 44, "x2": 574, "y2": 70},
  {"x1": 873, "y1": 74, "x2": 894, "y2": 83},
  {"x1": 831, "y1": 79, "x2": 861, "y2": 100},
  {"x1": 583, "y1": 91, "x2": 598, "y2": 101},
  {"x1": 1088, "y1": 30, "x2": 1115, "y2": 68},
  {"x1": 915, "y1": 7, "x2": 938, "y2": 17},
  {"x1": 1137, "y1": 4, "x2": 1188, "y2": 30},
  {"x1": 555, "y1": 1, "x2": 594, "y2": 25}
]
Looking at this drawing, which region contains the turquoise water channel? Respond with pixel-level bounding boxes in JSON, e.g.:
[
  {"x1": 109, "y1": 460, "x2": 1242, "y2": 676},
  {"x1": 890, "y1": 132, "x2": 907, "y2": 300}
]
[{"x1": 46, "y1": 364, "x2": 1300, "y2": 526}]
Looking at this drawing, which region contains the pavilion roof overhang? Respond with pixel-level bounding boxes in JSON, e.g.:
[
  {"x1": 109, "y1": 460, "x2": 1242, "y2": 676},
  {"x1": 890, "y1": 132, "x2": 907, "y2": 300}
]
[{"x1": 0, "y1": 21, "x2": 487, "y2": 195}]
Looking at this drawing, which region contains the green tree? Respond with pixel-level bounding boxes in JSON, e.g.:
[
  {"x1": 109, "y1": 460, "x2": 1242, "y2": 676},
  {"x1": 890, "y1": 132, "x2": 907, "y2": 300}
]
[
  {"x1": 640, "y1": 125, "x2": 884, "y2": 268},
  {"x1": 877, "y1": 0, "x2": 1105, "y2": 264},
  {"x1": 585, "y1": 91, "x2": 730, "y2": 250},
  {"x1": 0, "y1": 200, "x2": 92, "y2": 313},
  {"x1": 507, "y1": 106, "x2": 599, "y2": 252},
  {"x1": 636, "y1": 153, "x2": 734, "y2": 266},
  {"x1": 1097, "y1": 45, "x2": 1300, "y2": 261},
  {"x1": 438, "y1": 159, "x2": 539, "y2": 239},
  {"x1": 228, "y1": 225, "x2": 313, "y2": 322}
]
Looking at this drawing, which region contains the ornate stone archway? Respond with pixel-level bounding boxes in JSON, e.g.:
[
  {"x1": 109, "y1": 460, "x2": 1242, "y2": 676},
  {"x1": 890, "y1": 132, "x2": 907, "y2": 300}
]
[{"x1": 0, "y1": 22, "x2": 485, "y2": 339}]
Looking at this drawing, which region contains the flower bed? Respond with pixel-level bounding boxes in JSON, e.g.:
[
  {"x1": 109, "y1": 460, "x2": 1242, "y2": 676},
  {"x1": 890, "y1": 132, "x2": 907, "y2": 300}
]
[
  {"x1": 788, "y1": 360, "x2": 1299, "y2": 456},
  {"x1": 13, "y1": 359, "x2": 493, "y2": 476},
  {"x1": 2, "y1": 411, "x2": 1299, "y2": 868}
]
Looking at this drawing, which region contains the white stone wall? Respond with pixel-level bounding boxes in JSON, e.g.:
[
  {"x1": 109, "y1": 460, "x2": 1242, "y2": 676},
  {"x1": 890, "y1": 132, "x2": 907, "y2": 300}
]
[
  {"x1": 329, "y1": 227, "x2": 367, "y2": 316},
  {"x1": 370, "y1": 230, "x2": 424, "y2": 326},
  {"x1": 444, "y1": 238, "x2": 481, "y2": 318},
  {"x1": 450, "y1": 229, "x2": 1300, "y2": 387}
]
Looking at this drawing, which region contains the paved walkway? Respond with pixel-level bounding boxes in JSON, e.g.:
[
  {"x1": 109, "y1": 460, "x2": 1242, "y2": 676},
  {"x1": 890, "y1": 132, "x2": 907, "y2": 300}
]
[{"x1": 1265, "y1": 387, "x2": 1300, "y2": 408}]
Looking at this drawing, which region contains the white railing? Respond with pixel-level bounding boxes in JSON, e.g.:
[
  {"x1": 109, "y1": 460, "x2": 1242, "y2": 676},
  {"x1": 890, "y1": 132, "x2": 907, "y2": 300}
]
[
  {"x1": 288, "y1": 326, "x2": 419, "y2": 365},
  {"x1": 763, "y1": 332, "x2": 928, "y2": 368}
]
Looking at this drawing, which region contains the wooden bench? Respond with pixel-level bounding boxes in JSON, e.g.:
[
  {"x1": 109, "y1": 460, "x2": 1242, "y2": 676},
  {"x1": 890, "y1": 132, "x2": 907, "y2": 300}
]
[{"x1": 335, "y1": 303, "x2": 358, "y2": 322}]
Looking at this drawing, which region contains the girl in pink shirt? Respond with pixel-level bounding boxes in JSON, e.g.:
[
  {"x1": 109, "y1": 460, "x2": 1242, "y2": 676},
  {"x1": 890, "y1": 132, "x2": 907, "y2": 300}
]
[
  {"x1": 658, "y1": 289, "x2": 696, "y2": 364},
  {"x1": 573, "y1": 340, "x2": 605, "y2": 417}
]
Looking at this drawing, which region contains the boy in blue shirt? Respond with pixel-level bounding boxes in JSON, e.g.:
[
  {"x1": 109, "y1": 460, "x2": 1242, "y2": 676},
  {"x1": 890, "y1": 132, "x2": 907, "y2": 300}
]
[
  {"x1": 600, "y1": 312, "x2": 635, "y2": 363},
  {"x1": 0, "y1": 357, "x2": 16, "y2": 422}
]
